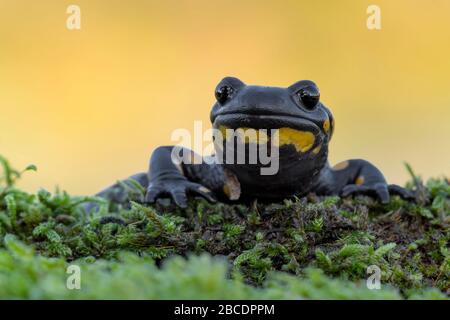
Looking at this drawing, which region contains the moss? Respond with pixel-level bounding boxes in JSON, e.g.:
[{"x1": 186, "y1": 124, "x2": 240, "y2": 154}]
[{"x1": 0, "y1": 155, "x2": 448, "y2": 299}]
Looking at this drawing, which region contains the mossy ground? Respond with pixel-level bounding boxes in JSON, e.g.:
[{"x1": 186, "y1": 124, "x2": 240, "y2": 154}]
[{"x1": 0, "y1": 155, "x2": 448, "y2": 299}]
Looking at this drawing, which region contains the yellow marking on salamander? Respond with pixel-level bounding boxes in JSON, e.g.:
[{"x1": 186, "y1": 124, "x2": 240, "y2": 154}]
[
  {"x1": 355, "y1": 176, "x2": 365, "y2": 185},
  {"x1": 218, "y1": 126, "x2": 269, "y2": 144},
  {"x1": 323, "y1": 119, "x2": 330, "y2": 133},
  {"x1": 218, "y1": 125, "x2": 227, "y2": 138},
  {"x1": 218, "y1": 126, "x2": 315, "y2": 153},
  {"x1": 312, "y1": 145, "x2": 322, "y2": 155},
  {"x1": 236, "y1": 127, "x2": 269, "y2": 144},
  {"x1": 272, "y1": 128, "x2": 315, "y2": 153},
  {"x1": 332, "y1": 161, "x2": 349, "y2": 171}
]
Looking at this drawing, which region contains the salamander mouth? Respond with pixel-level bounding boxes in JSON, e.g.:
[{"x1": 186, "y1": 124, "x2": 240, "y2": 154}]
[{"x1": 212, "y1": 113, "x2": 320, "y2": 135}]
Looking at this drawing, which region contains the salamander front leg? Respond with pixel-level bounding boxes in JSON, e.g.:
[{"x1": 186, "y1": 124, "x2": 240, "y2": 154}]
[{"x1": 328, "y1": 159, "x2": 415, "y2": 204}]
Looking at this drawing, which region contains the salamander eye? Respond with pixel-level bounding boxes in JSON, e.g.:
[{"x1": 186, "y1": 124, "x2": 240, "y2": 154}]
[
  {"x1": 296, "y1": 86, "x2": 320, "y2": 110},
  {"x1": 215, "y1": 85, "x2": 234, "y2": 104}
]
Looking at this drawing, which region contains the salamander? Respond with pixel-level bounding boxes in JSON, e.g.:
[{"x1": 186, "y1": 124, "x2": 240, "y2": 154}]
[{"x1": 90, "y1": 77, "x2": 414, "y2": 209}]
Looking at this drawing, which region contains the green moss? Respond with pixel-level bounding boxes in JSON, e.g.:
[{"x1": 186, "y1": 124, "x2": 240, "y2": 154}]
[{"x1": 0, "y1": 155, "x2": 448, "y2": 299}]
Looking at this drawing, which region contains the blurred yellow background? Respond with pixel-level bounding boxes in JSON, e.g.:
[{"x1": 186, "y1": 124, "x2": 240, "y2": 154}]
[{"x1": 0, "y1": 0, "x2": 449, "y2": 195}]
